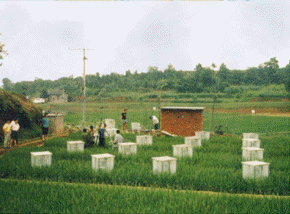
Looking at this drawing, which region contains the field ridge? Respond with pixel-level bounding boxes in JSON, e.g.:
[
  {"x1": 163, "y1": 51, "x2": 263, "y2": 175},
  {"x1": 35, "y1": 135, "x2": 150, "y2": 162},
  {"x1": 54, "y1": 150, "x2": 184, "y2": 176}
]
[{"x1": 1, "y1": 178, "x2": 289, "y2": 199}]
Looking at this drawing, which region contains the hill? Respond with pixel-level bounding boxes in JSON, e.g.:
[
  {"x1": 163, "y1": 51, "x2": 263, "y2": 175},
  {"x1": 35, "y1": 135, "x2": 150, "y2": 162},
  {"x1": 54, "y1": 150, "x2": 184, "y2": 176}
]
[{"x1": 0, "y1": 88, "x2": 43, "y2": 141}]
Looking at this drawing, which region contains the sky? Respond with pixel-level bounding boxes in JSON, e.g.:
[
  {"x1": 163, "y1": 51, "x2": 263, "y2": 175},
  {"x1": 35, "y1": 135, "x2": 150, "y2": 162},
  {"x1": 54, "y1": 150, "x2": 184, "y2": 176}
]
[{"x1": 0, "y1": 0, "x2": 290, "y2": 84}]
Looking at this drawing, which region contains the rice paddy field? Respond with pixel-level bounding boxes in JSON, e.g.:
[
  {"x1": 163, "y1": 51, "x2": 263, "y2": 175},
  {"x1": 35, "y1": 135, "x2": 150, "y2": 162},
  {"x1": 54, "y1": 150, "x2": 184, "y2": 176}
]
[
  {"x1": 1, "y1": 179, "x2": 289, "y2": 213},
  {"x1": 44, "y1": 100, "x2": 290, "y2": 134},
  {"x1": 1, "y1": 100, "x2": 289, "y2": 213}
]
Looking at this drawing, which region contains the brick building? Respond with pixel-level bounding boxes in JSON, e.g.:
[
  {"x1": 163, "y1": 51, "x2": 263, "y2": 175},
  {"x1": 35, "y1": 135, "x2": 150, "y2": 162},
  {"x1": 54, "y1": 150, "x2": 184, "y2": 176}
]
[
  {"x1": 161, "y1": 107, "x2": 205, "y2": 136},
  {"x1": 48, "y1": 89, "x2": 68, "y2": 103}
]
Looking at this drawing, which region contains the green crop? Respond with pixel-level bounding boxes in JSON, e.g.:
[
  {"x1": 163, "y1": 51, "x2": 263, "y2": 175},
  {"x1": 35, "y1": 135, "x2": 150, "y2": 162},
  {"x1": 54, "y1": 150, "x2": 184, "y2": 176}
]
[
  {"x1": 0, "y1": 179, "x2": 289, "y2": 213},
  {"x1": 1, "y1": 132, "x2": 289, "y2": 196}
]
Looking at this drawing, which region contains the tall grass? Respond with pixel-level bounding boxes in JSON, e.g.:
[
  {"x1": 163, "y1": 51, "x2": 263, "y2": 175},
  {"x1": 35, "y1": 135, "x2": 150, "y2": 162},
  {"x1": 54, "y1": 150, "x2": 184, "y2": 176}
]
[
  {"x1": 1, "y1": 133, "x2": 289, "y2": 196},
  {"x1": 1, "y1": 179, "x2": 289, "y2": 213}
]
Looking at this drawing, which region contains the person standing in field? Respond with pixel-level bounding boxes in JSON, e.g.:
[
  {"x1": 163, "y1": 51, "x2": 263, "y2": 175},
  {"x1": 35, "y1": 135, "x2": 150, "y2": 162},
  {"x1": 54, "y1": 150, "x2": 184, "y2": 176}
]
[
  {"x1": 82, "y1": 128, "x2": 94, "y2": 148},
  {"x1": 89, "y1": 125, "x2": 94, "y2": 137},
  {"x1": 111, "y1": 129, "x2": 124, "y2": 150},
  {"x1": 42, "y1": 113, "x2": 49, "y2": 140},
  {"x1": 10, "y1": 119, "x2": 20, "y2": 147},
  {"x1": 121, "y1": 109, "x2": 128, "y2": 132},
  {"x1": 3, "y1": 120, "x2": 11, "y2": 148},
  {"x1": 150, "y1": 115, "x2": 159, "y2": 130},
  {"x1": 98, "y1": 122, "x2": 106, "y2": 147},
  {"x1": 89, "y1": 125, "x2": 95, "y2": 146}
]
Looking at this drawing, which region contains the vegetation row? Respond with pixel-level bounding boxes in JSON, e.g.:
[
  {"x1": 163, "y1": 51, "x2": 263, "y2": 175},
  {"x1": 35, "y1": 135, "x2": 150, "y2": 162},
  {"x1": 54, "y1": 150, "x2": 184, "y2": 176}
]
[{"x1": 2, "y1": 57, "x2": 289, "y2": 98}]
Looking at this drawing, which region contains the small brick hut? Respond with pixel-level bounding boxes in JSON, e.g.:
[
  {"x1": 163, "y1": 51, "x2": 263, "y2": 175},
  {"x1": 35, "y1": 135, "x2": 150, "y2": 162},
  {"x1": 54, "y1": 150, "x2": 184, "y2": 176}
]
[{"x1": 161, "y1": 107, "x2": 205, "y2": 136}]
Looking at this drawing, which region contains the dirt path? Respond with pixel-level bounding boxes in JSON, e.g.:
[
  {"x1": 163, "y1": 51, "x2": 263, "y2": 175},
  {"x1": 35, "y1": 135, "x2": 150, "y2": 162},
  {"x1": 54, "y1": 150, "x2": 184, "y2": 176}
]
[
  {"x1": 0, "y1": 130, "x2": 72, "y2": 156},
  {"x1": 1, "y1": 178, "x2": 289, "y2": 199}
]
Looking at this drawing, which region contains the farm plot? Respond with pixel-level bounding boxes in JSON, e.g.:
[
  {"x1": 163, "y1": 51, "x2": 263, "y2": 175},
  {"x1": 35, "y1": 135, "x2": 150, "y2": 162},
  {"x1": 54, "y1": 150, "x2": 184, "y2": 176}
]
[
  {"x1": 43, "y1": 101, "x2": 290, "y2": 134},
  {"x1": 1, "y1": 179, "x2": 289, "y2": 213},
  {"x1": 0, "y1": 132, "x2": 289, "y2": 196}
]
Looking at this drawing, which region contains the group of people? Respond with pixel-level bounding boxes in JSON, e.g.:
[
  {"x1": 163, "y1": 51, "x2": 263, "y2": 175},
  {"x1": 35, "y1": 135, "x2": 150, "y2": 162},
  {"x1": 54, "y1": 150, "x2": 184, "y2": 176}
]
[
  {"x1": 2, "y1": 119, "x2": 20, "y2": 149},
  {"x1": 2, "y1": 109, "x2": 159, "y2": 150},
  {"x1": 82, "y1": 123, "x2": 124, "y2": 149},
  {"x1": 122, "y1": 109, "x2": 159, "y2": 131},
  {"x1": 81, "y1": 108, "x2": 159, "y2": 149}
]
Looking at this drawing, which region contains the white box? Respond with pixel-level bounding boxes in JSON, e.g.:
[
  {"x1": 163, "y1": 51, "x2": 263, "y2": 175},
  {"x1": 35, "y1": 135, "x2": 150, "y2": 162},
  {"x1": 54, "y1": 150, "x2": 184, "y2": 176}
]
[
  {"x1": 173, "y1": 144, "x2": 193, "y2": 158},
  {"x1": 242, "y1": 161, "x2": 269, "y2": 179},
  {"x1": 242, "y1": 147, "x2": 264, "y2": 161},
  {"x1": 118, "y1": 143, "x2": 137, "y2": 155},
  {"x1": 31, "y1": 151, "x2": 52, "y2": 167},
  {"x1": 67, "y1": 141, "x2": 84, "y2": 152},
  {"x1": 243, "y1": 133, "x2": 259, "y2": 139},
  {"x1": 91, "y1": 153, "x2": 115, "y2": 172},
  {"x1": 131, "y1": 122, "x2": 141, "y2": 132},
  {"x1": 242, "y1": 138, "x2": 260, "y2": 148},
  {"x1": 105, "y1": 128, "x2": 118, "y2": 137},
  {"x1": 105, "y1": 119, "x2": 115, "y2": 129},
  {"x1": 195, "y1": 131, "x2": 210, "y2": 140},
  {"x1": 136, "y1": 135, "x2": 153, "y2": 146},
  {"x1": 184, "y1": 136, "x2": 202, "y2": 147},
  {"x1": 152, "y1": 156, "x2": 177, "y2": 174}
]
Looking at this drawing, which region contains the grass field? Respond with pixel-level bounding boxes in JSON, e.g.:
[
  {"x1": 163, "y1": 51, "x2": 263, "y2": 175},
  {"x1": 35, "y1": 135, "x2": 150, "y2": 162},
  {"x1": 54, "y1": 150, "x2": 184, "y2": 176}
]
[
  {"x1": 1, "y1": 100, "x2": 289, "y2": 213},
  {"x1": 1, "y1": 179, "x2": 289, "y2": 213},
  {"x1": 42, "y1": 101, "x2": 290, "y2": 135},
  {"x1": 1, "y1": 131, "x2": 289, "y2": 196}
]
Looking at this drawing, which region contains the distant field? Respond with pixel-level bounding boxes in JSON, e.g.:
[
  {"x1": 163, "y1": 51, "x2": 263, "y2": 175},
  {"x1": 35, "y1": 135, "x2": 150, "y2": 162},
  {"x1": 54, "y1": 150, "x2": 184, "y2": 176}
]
[
  {"x1": 1, "y1": 99, "x2": 287, "y2": 145},
  {"x1": 41, "y1": 100, "x2": 290, "y2": 135}
]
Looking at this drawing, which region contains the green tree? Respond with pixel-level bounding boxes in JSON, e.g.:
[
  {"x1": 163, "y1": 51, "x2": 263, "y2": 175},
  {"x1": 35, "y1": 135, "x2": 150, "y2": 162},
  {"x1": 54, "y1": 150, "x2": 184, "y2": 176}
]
[
  {"x1": 264, "y1": 57, "x2": 279, "y2": 70},
  {"x1": 200, "y1": 67, "x2": 215, "y2": 89},
  {"x1": 0, "y1": 33, "x2": 8, "y2": 66},
  {"x1": 264, "y1": 57, "x2": 279, "y2": 84},
  {"x1": 211, "y1": 63, "x2": 216, "y2": 71},
  {"x1": 280, "y1": 61, "x2": 290, "y2": 92},
  {"x1": 244, "y1": 67, "x2": 260, "y2": 85},
  {"x1": 228, "y1": 70, "x2": 244, "y2": 85},
  {"x1": 40, "y1": 89, "x2": 49, "y2": 99},
  {"x1": 217, "y1": 63, "x2": 230, "y2": 82},
  {"x1": 2, "y1": 78, "x2": 13, "y2": 91}
]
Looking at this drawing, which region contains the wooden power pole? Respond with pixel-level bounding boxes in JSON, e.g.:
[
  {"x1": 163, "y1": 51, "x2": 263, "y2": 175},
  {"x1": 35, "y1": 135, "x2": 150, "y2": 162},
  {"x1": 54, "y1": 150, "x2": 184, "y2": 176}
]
[{"x1": 69, "y1": 48, "x2": 94, "y2": 129}]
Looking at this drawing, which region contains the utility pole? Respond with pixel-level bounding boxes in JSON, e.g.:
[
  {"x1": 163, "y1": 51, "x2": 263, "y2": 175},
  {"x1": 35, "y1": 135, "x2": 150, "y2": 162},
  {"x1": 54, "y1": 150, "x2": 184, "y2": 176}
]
[
  {"x1": 211, "y1": 63, "x2": 217, "y2": 133},
  {"x1": 69, "y1": 48, "x2": 94, "y2": 129}
]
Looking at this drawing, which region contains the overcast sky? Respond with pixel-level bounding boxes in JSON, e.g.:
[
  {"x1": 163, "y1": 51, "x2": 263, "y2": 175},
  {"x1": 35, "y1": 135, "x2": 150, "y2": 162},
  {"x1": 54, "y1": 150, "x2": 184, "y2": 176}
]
[{"x1": 0, "y1": 0, "x2": 289, "y2": 84}]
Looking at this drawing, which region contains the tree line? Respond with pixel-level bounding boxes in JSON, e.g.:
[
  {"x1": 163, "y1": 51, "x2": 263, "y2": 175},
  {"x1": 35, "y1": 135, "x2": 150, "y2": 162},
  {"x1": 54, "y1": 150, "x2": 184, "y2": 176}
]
[{"x1": 2, "y1": 57, "x2": 289, "y2": 98}]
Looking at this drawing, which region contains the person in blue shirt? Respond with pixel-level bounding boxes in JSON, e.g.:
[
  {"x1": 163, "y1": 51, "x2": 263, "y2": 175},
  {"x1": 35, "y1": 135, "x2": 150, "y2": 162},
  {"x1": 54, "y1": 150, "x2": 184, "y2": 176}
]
[
  {"x1": 42, "y1": 113, "x2": 49, "y2": 140},
  {"x1": 98, "y1": 122, "x2": 106, "y2": 147}
]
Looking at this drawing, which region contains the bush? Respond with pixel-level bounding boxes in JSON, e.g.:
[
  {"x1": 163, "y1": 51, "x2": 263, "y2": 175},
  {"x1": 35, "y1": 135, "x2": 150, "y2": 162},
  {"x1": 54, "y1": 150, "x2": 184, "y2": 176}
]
[{"x1": 0, "y1": 89, "x2": 42, "y2": 134}]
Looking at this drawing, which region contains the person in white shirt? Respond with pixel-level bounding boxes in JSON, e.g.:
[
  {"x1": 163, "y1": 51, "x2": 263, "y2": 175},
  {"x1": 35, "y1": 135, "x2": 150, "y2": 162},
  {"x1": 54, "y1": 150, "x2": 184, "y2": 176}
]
[
  {"x1": 10, "y1": 119, "x2": 20, "y2": 147},
  {"x1": 150, "y1": 116, "x2": 159, "y2": 130},
  {"x1": 111, "y1": 130, "x2": 124, "y2": 149}
]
